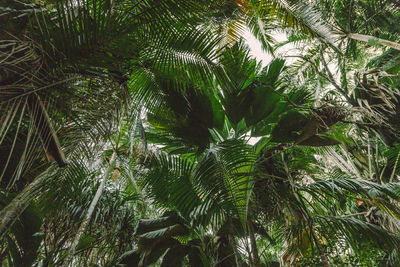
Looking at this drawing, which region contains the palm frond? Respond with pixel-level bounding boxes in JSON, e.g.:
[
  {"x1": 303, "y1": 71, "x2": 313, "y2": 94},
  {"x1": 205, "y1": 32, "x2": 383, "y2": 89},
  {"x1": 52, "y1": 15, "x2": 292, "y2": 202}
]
[{"x1": 252, "y1": 0, "x2": 339, "y2": 51}]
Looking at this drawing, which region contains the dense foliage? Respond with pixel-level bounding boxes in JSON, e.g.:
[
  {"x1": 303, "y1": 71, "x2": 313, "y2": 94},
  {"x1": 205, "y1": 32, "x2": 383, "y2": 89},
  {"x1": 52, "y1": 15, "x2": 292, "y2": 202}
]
[{"x1": 1, "y1": 0, "x2": 400, "y2": 266}]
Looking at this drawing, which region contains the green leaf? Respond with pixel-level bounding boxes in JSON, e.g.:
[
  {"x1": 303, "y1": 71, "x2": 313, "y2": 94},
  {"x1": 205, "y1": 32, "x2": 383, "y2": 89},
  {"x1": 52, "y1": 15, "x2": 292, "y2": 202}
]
[
  {"x1": 271, "y1": 110, "x2": 310, "y2": 142},
  {"x1": 76, "y1": 235, "x2": 96, "y2": 251},
  {"x1": 118, "y1": 250, "x2": 140, "y2": 266}
]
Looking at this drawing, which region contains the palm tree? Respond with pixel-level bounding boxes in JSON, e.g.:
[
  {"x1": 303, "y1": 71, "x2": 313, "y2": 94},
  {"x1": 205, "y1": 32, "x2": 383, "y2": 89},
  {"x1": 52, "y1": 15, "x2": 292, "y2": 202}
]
[
  {"x1": 3, "y1": 0, "x2": 400, "y2": 266},
  {"x1": 126, "y1": 39, "x2": 400, "y2": 266},
  {"x1": 0, "y1": 0, "x2": 223, "y2": 237}
]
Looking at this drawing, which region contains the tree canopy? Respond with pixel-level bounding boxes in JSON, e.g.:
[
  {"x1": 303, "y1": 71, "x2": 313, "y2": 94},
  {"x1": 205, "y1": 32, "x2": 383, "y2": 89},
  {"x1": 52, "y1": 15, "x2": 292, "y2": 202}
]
[{"x1": 1, "y1": 0, "x2": 400, "y2": 266}]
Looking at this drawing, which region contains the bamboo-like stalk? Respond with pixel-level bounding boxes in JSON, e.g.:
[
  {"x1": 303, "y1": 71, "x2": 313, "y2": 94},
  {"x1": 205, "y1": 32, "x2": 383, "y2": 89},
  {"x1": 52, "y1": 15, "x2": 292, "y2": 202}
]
[{"x1": 63, "y1": 151, "x2": 117, "y2": 266}]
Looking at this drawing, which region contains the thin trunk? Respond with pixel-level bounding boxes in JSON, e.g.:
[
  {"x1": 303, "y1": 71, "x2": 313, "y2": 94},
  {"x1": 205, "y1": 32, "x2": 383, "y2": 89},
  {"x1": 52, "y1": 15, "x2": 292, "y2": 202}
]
[
  {"x1": 229, "y1": 234, "x2": 241, "y2": 267},
  {"x1": 244, "y1": 236, "x2": 253, "y2": 267},
  {"x1": 0, "y1": 172, "x2": 46, "y2": 239},
  {"x1": 247, "y1": 220, "x2": 261, "y2": 267},
  {"x1": 226, "y1": 217, "x2": 241, "y2": 267},
  {"x1": 309, "y1": 224, "x2": 330, "y2": 267},
  {"x1": 63, "y1": 151, "x2": 116, "y2": 266},
  {"x1": 348, "y1": 33, "x2": 400, "y2": 51}
]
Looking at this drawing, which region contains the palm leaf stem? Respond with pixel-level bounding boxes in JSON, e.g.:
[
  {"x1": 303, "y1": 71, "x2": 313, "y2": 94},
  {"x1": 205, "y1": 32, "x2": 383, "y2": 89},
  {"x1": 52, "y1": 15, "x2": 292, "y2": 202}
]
[
  {"x1": 0, "y1": 171, "x2": 47, "y2": 239},
  {"x1": 347, "y1": 33, "x2": 400, "y2": 51},
  {"x1": 318, "y1": 47, "x2": 355, "y2": 105}
]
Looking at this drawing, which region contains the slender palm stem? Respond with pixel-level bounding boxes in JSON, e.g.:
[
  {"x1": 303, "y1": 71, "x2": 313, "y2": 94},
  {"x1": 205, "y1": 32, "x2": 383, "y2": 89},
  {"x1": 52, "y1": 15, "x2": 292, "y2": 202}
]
[
  {"x1": 309, "y1": 221, "x2": 330, "y2": 267},
  {"x1": 229, "y1": 233, "x2": 242, "y2": 267},
  {"x1": 248, "y1": 220, "x2": 261, "y2": 267},
  {"x1": 63, "y1": 151, "x2": 117, "y2": 266}
]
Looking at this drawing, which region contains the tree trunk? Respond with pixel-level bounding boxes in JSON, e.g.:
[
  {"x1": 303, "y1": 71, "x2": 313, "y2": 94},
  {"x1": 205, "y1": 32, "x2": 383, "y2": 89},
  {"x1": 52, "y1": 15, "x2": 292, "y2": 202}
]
[
  {"x1": 309, "y1": 224, "x2": 330, "y2": 267},
  {"x1": 0, "y1": 172, "x2": 46, "y2": 239},
  {"x1": 348, "y1": 33, "x2": 400, "y2": 51},
  {"x1": 229, "y1": 234, "x2": 242, "y2": 267},
  {"x1": 248, "y1": 220, "x2": 261, "y2": 267},
  {"x1": 63, "y1": 151, "x2": 116, "y2": 266}
]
